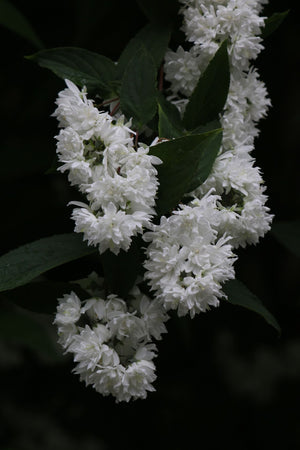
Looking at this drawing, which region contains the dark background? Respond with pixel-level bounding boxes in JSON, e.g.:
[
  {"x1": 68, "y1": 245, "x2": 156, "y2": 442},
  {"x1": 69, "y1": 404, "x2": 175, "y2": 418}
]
[{"x1": 0, "y1": 1, "x2": 299, "y2": 449}]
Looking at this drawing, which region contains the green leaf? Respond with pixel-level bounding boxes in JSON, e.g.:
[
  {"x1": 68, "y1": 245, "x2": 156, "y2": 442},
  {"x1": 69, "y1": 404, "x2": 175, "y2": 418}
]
[
  {"x1": 157, "y1": 94, "x2": 184, "y2": 139},
  {"x1": 0, "y1": 234, "x2": 97, "y2": 293},
  {"x1": 101, "y1": 238, "x2": 142, "y2": 298},
  {"x1": 1, "y1": 281, "x2": 89, "y2": 314},
  {"x1": 27, "y1": 47, "x2": 117, "y2": 97},
  {"x1": 120, "y1": 46, "x2": 157, "y2": 129},
  {"x1": 223, "y1": 279, "x2": 281, "y2": 334},
  {"x1": 136, "y1": 0, "x2": 180, "y2": 26},
  {"x1": 117, "y1": 23, "x2": 171, "y2": 78},
  {"x1": 190, "y1": 119, "x2": 221, "y2": 135},
  {"x1": 0, "y1": 0, "x2": 43, "y2": 49},
  {"x1": 149, "y1": 130, "x2": 222, "y2": 215},
  {"x1": 261, "y1": 10, "x2": 289, "y2": 39},
  {"x1": 271, "y1": 220, "x2": 300, "y2": 258},
  {"x1": 183, "y1": 40, "x2": 230, "y2": 130}
]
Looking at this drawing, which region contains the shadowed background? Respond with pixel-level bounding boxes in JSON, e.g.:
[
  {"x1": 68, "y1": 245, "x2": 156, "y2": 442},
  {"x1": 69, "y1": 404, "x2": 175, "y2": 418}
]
[{"x1": 0, "y1": 0, "x2": 299, "y2": 449}]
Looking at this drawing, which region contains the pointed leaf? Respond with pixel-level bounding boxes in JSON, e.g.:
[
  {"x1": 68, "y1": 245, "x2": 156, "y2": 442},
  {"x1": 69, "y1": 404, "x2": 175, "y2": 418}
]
[
  {"x1": 101, "y1": 238, "x2": 142, "y2": 298},
  {"x1": 223, "y1": 279, "x2": 281, "y2": 334},
  {"x1": 0, "y1": 0, "x2": 43, "y2": 49},
  {"x1": 120, "y1": 46, "x2": 157, "y2": 129},
  {"x1": 0, "y1": 233, "x2": 97, "y2": 292},
  {"x1": 117, "y1": 23, "x2": 171, "y2": 78},
  {"x1": 261, "y1": 10, "x2": 289, "y2": 39},
  {"x1": 149, "y1": 130, "x2": 222, "y2": 215},
  {"x1": 271, "y1": 220, "x2": 300, "y2": 258},
  {"x1": 27, "y1": 47, "x2": 117, "y2": 97},
  {"x1": 157, "y1": 94, "x2": 184, "y2": 138},
  {"x1": 183, "y1": 40, "x2": 230, "y2": 130}
]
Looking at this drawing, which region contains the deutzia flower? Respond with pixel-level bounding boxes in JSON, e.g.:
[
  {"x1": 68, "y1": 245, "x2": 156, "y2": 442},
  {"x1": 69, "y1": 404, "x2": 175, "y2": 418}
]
[
  {"x1": 54, "y1": 276, "x2": 169, "y2": 402},
  {"x1": 53, "y1": 79, "x2": 161, "y2": 255},
  {"x1": 143, "y1": 193, "x2": 237, "y2": 318},
  {"x1": 192, "y1": 154, "x2": 273, "y2": 247}
]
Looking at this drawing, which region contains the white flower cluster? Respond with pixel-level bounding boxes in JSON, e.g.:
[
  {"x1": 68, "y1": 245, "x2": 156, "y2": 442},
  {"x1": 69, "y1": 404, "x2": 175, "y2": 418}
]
[
  {"x1": 52, "y1": 1, "x2": 275, "y2": 400},
  {"x1": 165, "y1": 0, "x2": 268, "y2": 97},
  {"x1": 54, "y1": 274, "x2": 168, "y2": 402},
  {"x1": 53, "y1": 80, "x2": 161, "y2": 255},
  {"x1": 144, "y1": 192, "x2": 237, "y2": 317},
  {"x1": 143, "y1": 0, "x2": 273, "y2": 315}
]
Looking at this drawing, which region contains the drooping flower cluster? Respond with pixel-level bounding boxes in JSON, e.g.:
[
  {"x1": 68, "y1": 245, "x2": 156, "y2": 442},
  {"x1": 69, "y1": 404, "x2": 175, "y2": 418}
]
[
  {"x1": 53, "y1": 80, "x2": 161, "y2": 255},
  {"x1": 52, "y1": 0, "x2": 274, "y2": 402},
  {"x1": 143, "y1": 0, "x2": 273, "y2": 315},
  {"x1": 144, "y1": 192, "x2": 237, "y2": 317},
  {"x1": 54, "y1": 274, "x2": 168, "y2": 402}
]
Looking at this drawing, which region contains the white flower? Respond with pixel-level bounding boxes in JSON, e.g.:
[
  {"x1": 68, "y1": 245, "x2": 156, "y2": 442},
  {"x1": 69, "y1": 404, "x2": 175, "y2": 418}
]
[
  {"x1": 164, "y1": 46, "x2": 208, "y2": 97},
  {"x1": 53, "y1": 79, "x2": 100, "y2": 139},
  {"x1": 69, "y1": 325, "x2": 119, "y2": 371},
  {"x1": 56, "y1": 323, "x2": 78, "y2": 348},
  {"x1": 55, "y1": 292, "x2": 81, "y2": 325},
  {"x1": 108, "y1": 313, "x2": 147, "y2": 344},
  {"x1": 138, "y1": 296, "x2": 169, "y2": 340},
  {"x1": 105, "y1": 295, "x2": 128, "y2": 320},
  {"x1": 118, "y1": 360, "x2": 157, "y2": 402}
]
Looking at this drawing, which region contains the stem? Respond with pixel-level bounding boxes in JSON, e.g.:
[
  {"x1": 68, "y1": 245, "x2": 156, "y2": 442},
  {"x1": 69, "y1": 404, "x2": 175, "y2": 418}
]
[{"x1": 111, "y1": 101, "x2": 120, "y2": 116}]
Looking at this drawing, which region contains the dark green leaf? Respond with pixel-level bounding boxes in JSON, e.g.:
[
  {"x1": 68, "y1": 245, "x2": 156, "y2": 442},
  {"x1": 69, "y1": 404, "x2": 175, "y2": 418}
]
[
  {"x1": 149, "y1": 130, "x2": 222, "y2": 215},
  {"x1": 0, "y1": 0, "x2": 43, "y2": 49},
  {"x1": 27, "y1": 47, "x2": 117, "y2": 97},
  {"x1": 136, "y1": 0, "x2": 180, "y2": 26},
  {"x1": 271, "y1": 220, "x2": 300, "y2": 258},
  {"x1": 183, "y1": 40, "x2": 230, "y2": 130},
  {"x1": 157, "y1": 93, "x2": 184, "y2": 138},
  {"x1": 0, "y1": 233, "x2": 97, "y2": 292},
  {"x1": 117, "y1": 23, "x2": 171, "y2": 78},
  {"x1": 223, "y1": 279, "x2": 281, "y2": 334},
  {"x1": 120, "y1": 46, "x2": 157, "y2": 129},
  {"x1": 101, "y1": 238, "x2": 142, "y2": 298},
  {"x1": 191, "y1": 119, "x2": 221, "y2": 135},
  {"x1": 1, "y1": 281, "x2": 89, "y2": 314},
  {"x1": 261, "y1": 10, "x2": 289, "y2": 39},
  {"x1": 0, "y1": 304, "x2": 63, "y2": 361}
]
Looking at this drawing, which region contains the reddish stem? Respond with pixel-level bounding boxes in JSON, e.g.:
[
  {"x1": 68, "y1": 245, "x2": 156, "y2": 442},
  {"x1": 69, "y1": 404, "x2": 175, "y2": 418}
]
[{"x1": 111, "y1": 101, "x2": 120, "y2": 116}]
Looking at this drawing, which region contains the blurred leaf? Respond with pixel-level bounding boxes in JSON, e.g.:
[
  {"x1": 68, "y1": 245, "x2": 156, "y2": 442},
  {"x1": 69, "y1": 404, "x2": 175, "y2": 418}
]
[
  {"x1": 0, "y1": 0, "x2": 43, "y2": 49},
  {"x1": 149, "y1": 130, "x2": 222, "y2": 215},
  {"x1": 157, "y1": 93, "x2": 184, "y2": 138},
  {"x1": 223, "y1": 279, "x2": 281, "y2": 334},
  {"x1": 1, "y1": 281, "x2": 89, "y2": 314},
  {"x1": 101, "y1": 238, "x2": 142, "y2": 298},
  {"x1": 117, "y1": 22, "x2": 171, "y2": 78},
  {"x1": 261, "y1": 10, "x2": 289, "y2": 39},
  {"x1": 271, "y1": 220, "x2": 300, "y2": 258},
  {"x1": 0, "y1": 234, "x2": 97, "y2": 292},
  {"x1": 136, "y1": 0, "x2": 180, "y2": 26},
  {"x1": 120, "y1": 46, "x2": 157, "y2": 129},
  {"x1": 27, "y1": 47, "x2": 117, "y2": 97},
  {"x1": 183, "y1": 40, "x2": 230, "y2": 130},
  {"x1": 0, "y1": 304, "x2": 62, "y2": 361}
]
